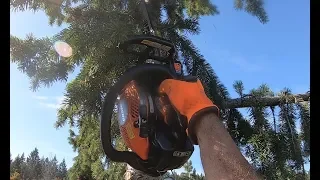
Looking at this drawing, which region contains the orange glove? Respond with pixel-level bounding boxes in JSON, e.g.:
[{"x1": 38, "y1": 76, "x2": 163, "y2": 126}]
[{"x1": 159, "y1": 79, "x2": 220, "y2": 145}]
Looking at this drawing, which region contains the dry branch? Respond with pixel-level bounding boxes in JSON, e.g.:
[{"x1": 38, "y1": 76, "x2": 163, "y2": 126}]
[{"x1": 224, "y1": 92, "x2": 310, "y2": 109}]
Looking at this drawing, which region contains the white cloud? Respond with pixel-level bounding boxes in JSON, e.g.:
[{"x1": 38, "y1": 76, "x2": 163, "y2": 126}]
[
  {"x1": 33, "y1": 95, "x2": 66, "y2": 110},
  {"x1": 32, "y1": 95, "x2": 49, "y2": 100},
  {"x1": 39, "y1": 102, "x2": 61, "y2": 109}
]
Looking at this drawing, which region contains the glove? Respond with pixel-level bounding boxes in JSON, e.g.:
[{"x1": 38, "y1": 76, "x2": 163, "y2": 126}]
[{"x1": 159, "y1": 79, "x2": 220, "y2": 145}]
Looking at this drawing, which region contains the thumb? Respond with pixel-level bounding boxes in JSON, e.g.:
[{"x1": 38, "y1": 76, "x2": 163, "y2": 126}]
[{"x1": 159, "y1": 79, "x2": 175, "y2": 95}]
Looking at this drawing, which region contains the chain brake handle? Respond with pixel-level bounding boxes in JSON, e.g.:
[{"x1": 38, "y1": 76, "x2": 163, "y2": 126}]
[{"x1": 100, "y1": 64, "x2": 179, "y2": 176}]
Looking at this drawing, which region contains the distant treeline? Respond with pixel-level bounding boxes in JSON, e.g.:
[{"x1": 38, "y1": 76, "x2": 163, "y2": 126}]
[{"x1": 10, "y1": 148, "x2": 68, "y2": 180}]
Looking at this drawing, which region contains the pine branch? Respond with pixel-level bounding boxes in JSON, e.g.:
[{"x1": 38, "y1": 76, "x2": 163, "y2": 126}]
[{"x1": 224, "y1": 92, "x2": 310, "y2": 109}]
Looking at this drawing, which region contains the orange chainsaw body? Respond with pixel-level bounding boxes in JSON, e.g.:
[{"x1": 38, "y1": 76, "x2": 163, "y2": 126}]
[{"x1": 117, "y1": 81, "x2": 149, "y2": 160}]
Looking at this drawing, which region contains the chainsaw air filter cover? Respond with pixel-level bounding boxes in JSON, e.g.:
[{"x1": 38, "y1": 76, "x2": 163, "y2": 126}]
[{"x1": 117, "y1": 80, "x2": 151, "y2": 160}]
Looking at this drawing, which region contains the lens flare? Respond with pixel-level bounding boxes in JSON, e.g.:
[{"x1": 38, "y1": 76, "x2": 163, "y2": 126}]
[{"x1": 54, "y1": 41, "x2": 73, "y2": 58}]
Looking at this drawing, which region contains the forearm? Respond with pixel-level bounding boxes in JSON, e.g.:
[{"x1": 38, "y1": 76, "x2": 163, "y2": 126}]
[{"x1": 195, "y1": 113, "x2": 262, "y2": 180}]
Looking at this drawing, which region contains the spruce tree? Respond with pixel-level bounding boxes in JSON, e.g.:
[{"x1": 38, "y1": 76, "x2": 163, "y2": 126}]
[
  {"x1": 10, "y1": 0, "x2": 310, "y2": 179},
  {"x1": 26, "y1": 148, "x2": 43, "y2": 179}
]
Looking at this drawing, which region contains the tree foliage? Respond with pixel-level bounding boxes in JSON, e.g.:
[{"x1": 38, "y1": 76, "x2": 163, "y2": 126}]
[
  {"x1": 10, "y1": 148, "x2": 68, "y2": 180},
  {"x1": 10, "y1": 0, "x2": 310, "y2": 179},
  {"x1": 124, "y1": 160, "x2": 205, "y2": 180},
  {"x1": 169, "y1": 160, "x2": 205, "y2": 180},
  {"x1": 232, "y1": 83, "x2": 310, "y2": 180}
]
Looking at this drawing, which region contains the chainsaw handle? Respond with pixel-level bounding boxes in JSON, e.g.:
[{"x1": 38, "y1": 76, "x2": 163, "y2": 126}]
[
  {"x1": 119, "y1": 35, "x2": 175, "y2": 54},
  {"x1": 100, "y1": 64, "x2": 177, "y2": 171},
  {"x1": 119, "y1": 35, "x2": 176, "y2": 64}
]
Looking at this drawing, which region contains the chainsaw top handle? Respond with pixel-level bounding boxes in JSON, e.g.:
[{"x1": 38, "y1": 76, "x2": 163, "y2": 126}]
[
  {"x1": 119, "y1": 35, "x2": 176, "y2": 64},
  {"x1": 100, "y1": 64, "x2": 178, "y2": 175}
]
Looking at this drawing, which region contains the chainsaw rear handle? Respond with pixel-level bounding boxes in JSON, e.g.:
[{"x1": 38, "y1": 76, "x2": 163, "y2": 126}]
[{"x1": 100, "y1": 64, "x2": 177, "y2": 171}]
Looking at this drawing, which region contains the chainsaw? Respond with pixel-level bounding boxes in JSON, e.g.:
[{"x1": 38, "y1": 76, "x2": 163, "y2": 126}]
[{"x1": 100, "y1": 0, "x2": 195, "y2": 177}]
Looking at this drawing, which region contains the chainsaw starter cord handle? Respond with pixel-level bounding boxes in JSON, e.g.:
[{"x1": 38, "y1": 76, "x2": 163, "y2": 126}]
[{"x1": 100, "y1": 64, "x2": 177, "y2": 171}]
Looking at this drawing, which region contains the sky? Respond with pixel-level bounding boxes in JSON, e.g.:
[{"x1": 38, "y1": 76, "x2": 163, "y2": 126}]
[{"x1": 10, "y1": 0, "x2": 310, "y2": 176}]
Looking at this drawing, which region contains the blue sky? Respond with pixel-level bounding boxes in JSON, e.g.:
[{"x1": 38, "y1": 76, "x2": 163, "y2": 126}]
[{"x1": 10, "y1": 0, "x2": 310, "y2": 175}]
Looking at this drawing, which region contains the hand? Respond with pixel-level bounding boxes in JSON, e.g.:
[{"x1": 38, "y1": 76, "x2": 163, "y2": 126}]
[{"x1": 159, "y1": 79, "x2": 220, "y2": 144}]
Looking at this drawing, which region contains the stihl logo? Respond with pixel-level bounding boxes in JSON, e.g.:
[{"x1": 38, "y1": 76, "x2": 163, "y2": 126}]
[{"x1": 173, "y1": 151, "x2": 192, "y2": 157}]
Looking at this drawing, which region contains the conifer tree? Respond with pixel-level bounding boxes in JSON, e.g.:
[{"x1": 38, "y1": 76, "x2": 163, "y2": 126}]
[{"x1": 10, "y1": 0, "x2": 310, "y2": 179}]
